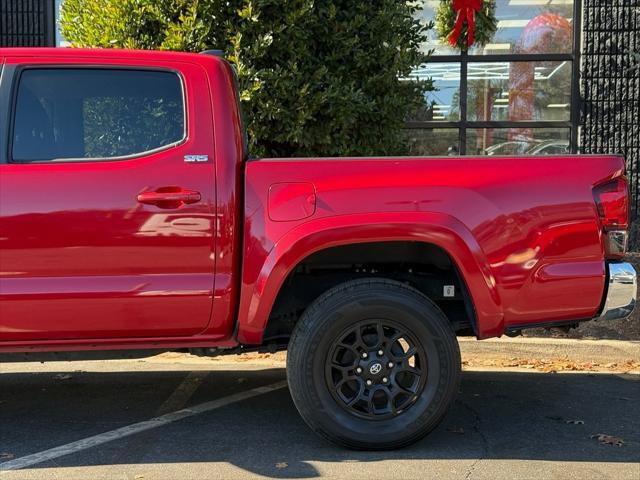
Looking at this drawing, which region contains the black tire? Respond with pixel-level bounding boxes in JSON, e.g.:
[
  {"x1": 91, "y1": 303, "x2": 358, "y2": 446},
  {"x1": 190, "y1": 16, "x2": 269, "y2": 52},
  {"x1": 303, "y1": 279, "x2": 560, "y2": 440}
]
[{"x1": 287, "y1": 278, "x2": 461, "y2": 450}]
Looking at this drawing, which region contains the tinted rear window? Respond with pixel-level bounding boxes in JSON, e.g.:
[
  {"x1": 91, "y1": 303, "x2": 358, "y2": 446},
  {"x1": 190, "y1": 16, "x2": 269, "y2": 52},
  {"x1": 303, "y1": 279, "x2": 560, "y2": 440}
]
[{"x1": 12, "y1": 68, "x2": 184, "y2": 162}]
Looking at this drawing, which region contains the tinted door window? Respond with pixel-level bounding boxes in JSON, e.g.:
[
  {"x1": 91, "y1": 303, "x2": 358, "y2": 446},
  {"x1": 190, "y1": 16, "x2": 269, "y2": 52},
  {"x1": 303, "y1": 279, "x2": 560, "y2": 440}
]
[{"x1": 12, "y1": 69, "x2": 184, "y2": 162}]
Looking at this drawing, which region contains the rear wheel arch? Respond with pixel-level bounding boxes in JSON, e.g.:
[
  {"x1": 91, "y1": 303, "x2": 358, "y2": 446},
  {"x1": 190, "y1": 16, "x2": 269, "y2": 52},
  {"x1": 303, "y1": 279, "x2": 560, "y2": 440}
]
[
  {"x1": 264, "y1": 241, "x2": 477, "y2": 344},
  {"x1": 237, "y1": 213, "x2": 504, "y2": 344}
]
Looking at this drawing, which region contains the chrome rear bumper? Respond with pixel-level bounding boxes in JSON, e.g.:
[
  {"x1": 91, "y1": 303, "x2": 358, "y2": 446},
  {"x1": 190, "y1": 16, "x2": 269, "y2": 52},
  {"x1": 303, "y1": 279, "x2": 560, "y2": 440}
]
[{"x1": 598, "y1": 262, "x2": 637, "y2": 321}]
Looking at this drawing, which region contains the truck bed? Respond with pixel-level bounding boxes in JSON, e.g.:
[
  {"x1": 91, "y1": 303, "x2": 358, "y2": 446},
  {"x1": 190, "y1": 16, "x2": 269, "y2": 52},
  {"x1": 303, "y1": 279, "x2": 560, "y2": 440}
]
[{"x1": 242, "y1": 154, "x2": 625, "y2": 338}]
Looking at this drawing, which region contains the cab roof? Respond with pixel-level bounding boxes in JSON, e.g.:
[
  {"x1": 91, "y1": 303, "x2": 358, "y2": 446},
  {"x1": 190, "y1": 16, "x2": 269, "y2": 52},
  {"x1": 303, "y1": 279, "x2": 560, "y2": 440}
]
[{"x1": 0, "y1": 47, "x2": 219, "y2": 64}]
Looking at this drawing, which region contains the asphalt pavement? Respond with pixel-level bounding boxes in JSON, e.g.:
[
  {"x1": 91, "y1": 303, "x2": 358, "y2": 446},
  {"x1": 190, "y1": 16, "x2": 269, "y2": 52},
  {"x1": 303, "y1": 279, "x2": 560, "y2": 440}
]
[{"x1": 0, "y1": 357, "x2": 638, "y2": 479}]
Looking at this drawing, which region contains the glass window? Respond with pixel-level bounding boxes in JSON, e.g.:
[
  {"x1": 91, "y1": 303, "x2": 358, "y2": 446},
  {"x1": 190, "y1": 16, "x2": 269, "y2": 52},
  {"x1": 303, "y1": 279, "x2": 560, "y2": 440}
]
[
  {"x1": 12, "y1": 69, "x2": 184, "y2": 162},
  {"x1": 54, "y1": 0, "x2": 69, "y2": 46},
  {"x1": 418, "y1": 0, "x2": 575, "y2": 56},
  {"x1": 471, "y1": 0, "x2": 574, "y2": 55},
  {"x1": 416, "y1": 1, "x2": 460, "y2": 56},
  {"x1": 410, "y1": 2, "x2": 578, "y2": 156},
  {"x1": 466, "y1": 128, "x2": 570, "y2": 156},
  {"x1": 466, "y1": 60, "x2": 571, "y2": 122},
  {"x1": 409, "y1": 63, "x2": 461, "y2": 121},
  {"x1": 407, "y1": 128, "x2": 460, "y2": 156}
]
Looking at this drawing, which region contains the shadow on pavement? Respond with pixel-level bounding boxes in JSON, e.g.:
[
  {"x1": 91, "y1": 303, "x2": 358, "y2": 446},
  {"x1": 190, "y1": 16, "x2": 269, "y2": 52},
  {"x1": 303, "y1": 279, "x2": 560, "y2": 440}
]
[{"x1": 0, "y1": 367, "x2": 638, "y2": 478}]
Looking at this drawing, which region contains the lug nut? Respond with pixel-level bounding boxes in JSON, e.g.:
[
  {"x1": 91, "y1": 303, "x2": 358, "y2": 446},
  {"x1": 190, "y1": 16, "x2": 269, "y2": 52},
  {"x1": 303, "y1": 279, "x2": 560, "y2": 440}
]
[
  {"x1": 366, "y1": 379, "x2": 373, "y2": 386},
  {"x1": 356, "y1": 367, "x2": 362, "y2": 374},
  {"x1": 378, "y1": 350, "x2": 384, "y2": 356},
  {"x1": 382, "y1": 377, "x2": 388, "y2": 383},
  {"x1": 361, "y1": 352, "x2": 368, "y2": 359},
  {"x1": 388, "y1": 362, "x2": 394, "y2": 368}
]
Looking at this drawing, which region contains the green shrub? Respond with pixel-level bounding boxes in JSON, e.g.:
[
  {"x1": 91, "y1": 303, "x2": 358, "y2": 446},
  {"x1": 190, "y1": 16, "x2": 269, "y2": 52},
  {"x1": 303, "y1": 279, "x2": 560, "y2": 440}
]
[{"x1": 60, "y1": 0, "x2": 432, "y2": 157}]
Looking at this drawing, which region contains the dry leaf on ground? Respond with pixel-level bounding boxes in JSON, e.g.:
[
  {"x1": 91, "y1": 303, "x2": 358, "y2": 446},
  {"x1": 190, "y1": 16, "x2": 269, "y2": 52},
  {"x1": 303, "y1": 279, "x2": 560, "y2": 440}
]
[
  {"x1": 591, "y1": 434, "x2": 624, "y2": 446},
  {"x1": 463, "y1": 357, "x2": 639, "y2": 373}
]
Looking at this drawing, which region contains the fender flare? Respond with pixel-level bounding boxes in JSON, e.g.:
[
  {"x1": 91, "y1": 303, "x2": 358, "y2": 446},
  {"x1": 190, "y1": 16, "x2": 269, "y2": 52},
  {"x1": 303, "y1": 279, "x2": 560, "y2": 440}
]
[{"x1": 236, "y1": 211, "x2": 504, "y2": 343}]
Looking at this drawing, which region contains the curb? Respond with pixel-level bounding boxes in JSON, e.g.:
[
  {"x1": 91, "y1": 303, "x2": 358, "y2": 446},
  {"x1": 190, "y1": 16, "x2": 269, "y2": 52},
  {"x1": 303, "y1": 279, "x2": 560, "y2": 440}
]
[{"x1": 458, "y1": 337, "x2": 640, "y2": 364}]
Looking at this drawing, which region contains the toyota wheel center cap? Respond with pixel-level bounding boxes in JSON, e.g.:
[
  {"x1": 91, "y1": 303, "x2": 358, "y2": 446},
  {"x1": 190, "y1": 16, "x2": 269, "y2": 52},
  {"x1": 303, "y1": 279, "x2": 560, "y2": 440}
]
[{"x1": 369, "y1": 363, "x2": 382, "y2": 375}]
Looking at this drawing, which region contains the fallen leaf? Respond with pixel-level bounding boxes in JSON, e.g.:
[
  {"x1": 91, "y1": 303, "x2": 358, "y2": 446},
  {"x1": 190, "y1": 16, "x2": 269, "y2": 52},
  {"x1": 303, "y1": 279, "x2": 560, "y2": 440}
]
[
  {"x1": 275, "y1": 462, "x2": 288, "y2": 469},
  {"x1": 0, "y1": 453, "x2": 14, "y2": 460},
  {"x1": 446, "y1": 426, "x2": 465, "y2": 434},
  {"x1": 591, "y1": 434, "x2": 624, "y2": 447},
  {"x1": 565, "y1": 420, "x2": 585, "y2": 425}
]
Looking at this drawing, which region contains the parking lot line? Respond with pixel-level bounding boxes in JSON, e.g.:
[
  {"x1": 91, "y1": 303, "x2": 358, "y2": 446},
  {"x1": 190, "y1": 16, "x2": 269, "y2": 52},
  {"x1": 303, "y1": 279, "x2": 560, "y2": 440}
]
[
  {"x1": 155, "y1": 371, "x2": 210, "y2": 416},
  {"x1": 0, "y1": 380, "x2": 287, "y2": 473}
]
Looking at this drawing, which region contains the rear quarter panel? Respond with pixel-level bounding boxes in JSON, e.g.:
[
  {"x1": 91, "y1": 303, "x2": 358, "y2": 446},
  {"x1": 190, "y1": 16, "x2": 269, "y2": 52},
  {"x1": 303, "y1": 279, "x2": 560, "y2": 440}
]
[{"x1": 240, "y1": 155, "x2": 624, "y2": 342}]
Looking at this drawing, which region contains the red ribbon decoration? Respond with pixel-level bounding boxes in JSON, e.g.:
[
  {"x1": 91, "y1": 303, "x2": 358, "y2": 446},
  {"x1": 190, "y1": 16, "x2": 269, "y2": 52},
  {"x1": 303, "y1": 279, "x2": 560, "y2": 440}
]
[{"x1": 449, "y1": 0, "x2": 483, "y2": 48}]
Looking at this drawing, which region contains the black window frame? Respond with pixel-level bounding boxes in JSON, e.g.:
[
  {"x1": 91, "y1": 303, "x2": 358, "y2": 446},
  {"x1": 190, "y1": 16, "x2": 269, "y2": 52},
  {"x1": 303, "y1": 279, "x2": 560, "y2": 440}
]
[
  {"x1": 6, "y1": 65, "x2": 188, "y2": 164},
  {"x1": 408, "y1": 0, "x2": 582, "y2": 156}
]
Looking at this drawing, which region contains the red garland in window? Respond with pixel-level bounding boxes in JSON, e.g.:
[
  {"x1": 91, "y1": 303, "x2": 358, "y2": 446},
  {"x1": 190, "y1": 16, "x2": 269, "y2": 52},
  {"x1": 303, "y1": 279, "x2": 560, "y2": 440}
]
[{"x1": 435, "y1": 0, "x2": 497, "y2": 51}]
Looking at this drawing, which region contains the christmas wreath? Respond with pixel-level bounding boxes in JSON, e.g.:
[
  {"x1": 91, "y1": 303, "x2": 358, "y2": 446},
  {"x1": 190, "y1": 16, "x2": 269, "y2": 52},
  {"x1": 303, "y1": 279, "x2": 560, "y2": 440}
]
[{"x1": 435, "y1": 0, "x2": 498, "y2": 51}]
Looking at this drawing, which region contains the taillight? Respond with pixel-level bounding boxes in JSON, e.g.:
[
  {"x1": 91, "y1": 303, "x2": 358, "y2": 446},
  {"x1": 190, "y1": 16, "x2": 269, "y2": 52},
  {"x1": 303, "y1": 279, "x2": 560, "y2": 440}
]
[
  {"x1": 594, "y1": 177, "x2": 630, "y2": 258},
  {"x1": 594, "y1": 177, "x2": 629, "y2": 230}
]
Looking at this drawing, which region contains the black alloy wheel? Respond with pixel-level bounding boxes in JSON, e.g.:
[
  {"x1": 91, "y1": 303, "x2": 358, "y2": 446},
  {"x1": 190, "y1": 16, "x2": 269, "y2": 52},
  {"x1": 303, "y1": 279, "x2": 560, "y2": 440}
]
[
  {"x1": 287, "y1": 278, "x2": 461, "y2": 450},
  {"x1": 326, "y1": 319, "x2": 427, "y2": 420}
]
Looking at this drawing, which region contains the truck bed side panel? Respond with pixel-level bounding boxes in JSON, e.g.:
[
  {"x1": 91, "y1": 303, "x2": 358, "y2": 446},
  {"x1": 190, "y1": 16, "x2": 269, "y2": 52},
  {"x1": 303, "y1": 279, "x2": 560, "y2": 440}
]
[{"x1": 240, "y1": 155, "x2": 623, "y2": 340}]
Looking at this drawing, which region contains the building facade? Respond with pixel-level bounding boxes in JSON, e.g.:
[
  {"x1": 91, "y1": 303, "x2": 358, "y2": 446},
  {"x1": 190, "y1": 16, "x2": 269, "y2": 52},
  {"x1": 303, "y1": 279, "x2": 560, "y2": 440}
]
[
  {"x1": 0, "y1": 0, "x2": 55, "y2": 47},
  {"x1": 2, "y1": 0, "x2": 639, "y2": 223}
]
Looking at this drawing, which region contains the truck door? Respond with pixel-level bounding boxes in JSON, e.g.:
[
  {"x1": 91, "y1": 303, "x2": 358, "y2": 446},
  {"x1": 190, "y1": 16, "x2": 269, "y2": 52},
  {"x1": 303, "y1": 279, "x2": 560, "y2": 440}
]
[{"x1": 0, "y1": 57, "x2": 217, "y2": 341}]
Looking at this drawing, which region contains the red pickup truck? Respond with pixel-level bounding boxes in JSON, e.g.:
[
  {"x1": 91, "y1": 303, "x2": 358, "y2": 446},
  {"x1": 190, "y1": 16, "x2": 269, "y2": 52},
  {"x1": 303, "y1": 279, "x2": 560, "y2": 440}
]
[{"x1": 0, "y1": 48, "x2": 636, "y2": 450}]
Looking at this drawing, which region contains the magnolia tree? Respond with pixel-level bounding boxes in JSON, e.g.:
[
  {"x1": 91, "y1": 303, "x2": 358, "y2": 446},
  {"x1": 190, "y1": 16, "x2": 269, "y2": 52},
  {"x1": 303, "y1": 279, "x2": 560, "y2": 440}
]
[{"x1": 60, "y1": 0, "x2": 433, "y2": 157}]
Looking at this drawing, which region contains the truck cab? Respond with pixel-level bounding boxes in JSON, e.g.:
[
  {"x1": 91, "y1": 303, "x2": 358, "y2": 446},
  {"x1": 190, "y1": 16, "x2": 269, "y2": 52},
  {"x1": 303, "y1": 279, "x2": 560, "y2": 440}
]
[{"x1": 0, "y1": 49, "x2": 243, "y2": 345}]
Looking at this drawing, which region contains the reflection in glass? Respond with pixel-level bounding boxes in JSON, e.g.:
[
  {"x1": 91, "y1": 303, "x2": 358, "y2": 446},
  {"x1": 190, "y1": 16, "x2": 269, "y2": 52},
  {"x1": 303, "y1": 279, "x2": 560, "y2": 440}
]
[
  {"x1": 467, "y1": 61, "x2": 571, "y2": 122},
  {"x1": 417, "y1": 0, "x2": 574, "y2": 56},
  {"x1": 466, "y1": 128, "x2": 570, "y2": 156},
  {"x1": 407, "y1": 129, "x2": 459, "y2": 156},
  {"x1": 408, "y1": 63, "x2": 460, "y2": 121},
  {"x1": 416, "y1": 1, "x2": 459, "y2": 56}
]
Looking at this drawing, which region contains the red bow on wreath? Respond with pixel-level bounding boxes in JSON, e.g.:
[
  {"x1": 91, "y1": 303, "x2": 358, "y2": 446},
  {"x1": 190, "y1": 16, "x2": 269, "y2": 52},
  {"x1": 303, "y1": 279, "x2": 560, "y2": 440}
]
[{"x1": 449, "y1": 0, "x2": 482, "y2": 48}]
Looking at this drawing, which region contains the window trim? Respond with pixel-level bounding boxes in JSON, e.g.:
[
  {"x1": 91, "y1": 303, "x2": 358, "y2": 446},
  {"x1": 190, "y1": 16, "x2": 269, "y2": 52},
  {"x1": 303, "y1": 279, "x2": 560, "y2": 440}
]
[
  {"x1": 0, "y1": 64, "x2": 10, "y2": 165},
  {"x1": 409, "y1": 0, "x2": 582, "y2": 156},
  {"x1": 7, "y1": 65, "x2": 188, "y2": 164}
]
